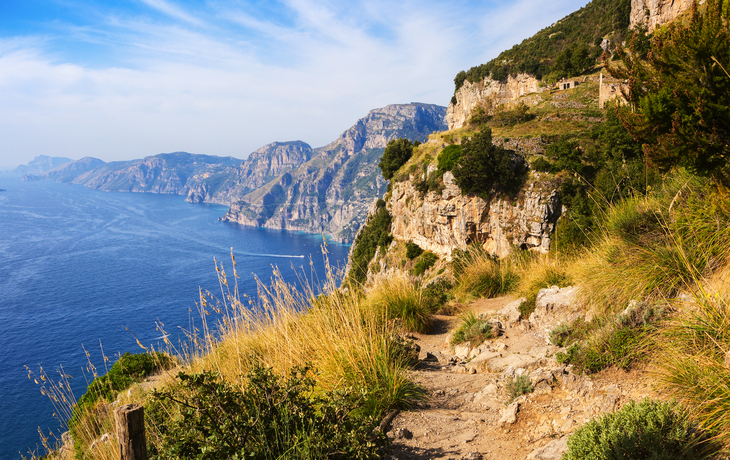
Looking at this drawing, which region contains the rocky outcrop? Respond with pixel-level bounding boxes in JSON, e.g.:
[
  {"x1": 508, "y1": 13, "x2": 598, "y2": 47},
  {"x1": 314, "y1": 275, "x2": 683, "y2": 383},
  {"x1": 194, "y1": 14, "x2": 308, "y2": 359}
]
[
  {"x1": 446, "y1": 74, "x2": 547, "y2": 130},
  {"x1": 387, "y1": 171, "x2": 561, "y2": 258},
  {"x1": 630, "y1": 0, "x2": 693, "y2": 30},
  {"x1": 222, "y1": 103, "x2": 447, "y2": 242},
  {"x1": 14, "y1": 155, "x2": 73, "y2": 175}
]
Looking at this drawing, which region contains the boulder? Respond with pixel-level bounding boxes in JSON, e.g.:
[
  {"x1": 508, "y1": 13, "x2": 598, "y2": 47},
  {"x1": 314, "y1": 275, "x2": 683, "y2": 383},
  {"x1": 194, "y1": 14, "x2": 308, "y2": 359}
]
[
  {"x1": 527, "y1": 436, "x2": 569, "y2": 460},
  {"x1": 499, "y1": 402, "x2": 520, "y2": 427},
  {"x1": 529, "y1": 286, "x2": 580, "y2": 337}
]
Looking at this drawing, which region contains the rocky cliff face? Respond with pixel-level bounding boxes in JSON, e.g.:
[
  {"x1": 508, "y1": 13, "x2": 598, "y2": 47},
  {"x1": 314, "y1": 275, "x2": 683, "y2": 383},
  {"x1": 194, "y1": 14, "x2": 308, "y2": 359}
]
[
  {"x1": 387, "y1": 170, "x2": 561, "y2": 258},
  {"x1": 186, "y1": 141, "x2": 314, "y2": 204},
  {"x1": 222, "y1": 103, "x2": 447, "y2": 242},
  {"x1": 446, "y1": 74, "x2": 546, "y2": 130},
  {"x1": 630, "y1": 0, "x2": 693, "y2": 30}
]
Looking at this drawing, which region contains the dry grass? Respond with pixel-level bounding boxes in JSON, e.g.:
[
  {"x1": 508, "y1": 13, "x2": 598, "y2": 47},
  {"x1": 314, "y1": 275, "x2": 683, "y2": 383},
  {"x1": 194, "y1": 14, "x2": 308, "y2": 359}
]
[
  {"x1": 655, "y1": 282, "x2": 730, "y2": 446},
  {"x1": 28, "y1": 249, "x2": 423, "y2": 459}
]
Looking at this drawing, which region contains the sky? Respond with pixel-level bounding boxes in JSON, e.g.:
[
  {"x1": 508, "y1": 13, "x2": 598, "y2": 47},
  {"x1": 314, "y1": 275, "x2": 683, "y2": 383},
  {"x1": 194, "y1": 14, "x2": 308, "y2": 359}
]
[{"x1": 0, "y1": 0, "x2": 590, "y2": 168}]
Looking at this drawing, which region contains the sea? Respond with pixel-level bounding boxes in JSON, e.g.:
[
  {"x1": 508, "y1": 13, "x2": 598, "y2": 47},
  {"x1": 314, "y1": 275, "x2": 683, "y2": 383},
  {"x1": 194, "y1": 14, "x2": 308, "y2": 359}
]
[{"x1": 0, "y1": 174, "x2": 350, "y2": 459}]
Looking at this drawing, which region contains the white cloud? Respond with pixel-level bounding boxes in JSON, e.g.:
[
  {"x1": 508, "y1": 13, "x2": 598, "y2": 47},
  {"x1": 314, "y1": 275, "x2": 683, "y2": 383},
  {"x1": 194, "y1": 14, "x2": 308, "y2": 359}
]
[{"x1": 0, "y1": 0, "x2": 589, "y2": 167}]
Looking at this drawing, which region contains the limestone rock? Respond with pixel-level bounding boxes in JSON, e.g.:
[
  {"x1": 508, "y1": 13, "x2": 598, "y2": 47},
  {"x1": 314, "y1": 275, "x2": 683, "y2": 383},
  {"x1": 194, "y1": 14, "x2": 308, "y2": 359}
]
[
  {"x1": 499, "y1": 402, "x2": 520, "y2": 427},
  {"x1": 630, "y1": 0, "x2": 693, "y2": 31},
  {"x1": 527, "y1": 436, "x2": 569, "y2": 460},
  {"x1": 529, "y1": 286, "x2": 580, "y2": 336},
  {"x1": 447, "y1": 74, "x2": 547, "y2": 130},
  {"x1": 388, "y1": 171, "x2": 561, "y2": 258},
  {"x1": 499, "y1": 298, "x2": 525, "y2": 326}
]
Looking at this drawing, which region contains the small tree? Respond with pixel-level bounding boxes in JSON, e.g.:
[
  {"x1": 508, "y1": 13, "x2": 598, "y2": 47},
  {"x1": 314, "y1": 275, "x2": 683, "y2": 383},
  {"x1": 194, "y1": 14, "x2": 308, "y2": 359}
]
[
  {"x1": 378, "y1": 138, "x2": 414, "y2": 180},
  {"x1": 452, "y1": 128, "x2": 527, "y2": 196},
  {"x1": 608, "y1": 0, "x2": 730, "y2": 185}
]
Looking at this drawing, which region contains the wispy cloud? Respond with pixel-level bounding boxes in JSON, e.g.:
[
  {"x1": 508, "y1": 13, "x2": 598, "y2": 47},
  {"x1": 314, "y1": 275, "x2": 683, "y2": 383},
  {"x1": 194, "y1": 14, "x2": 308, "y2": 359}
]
[
  {"x1": 138, "y1": 0, "x2": 206, "y2": 26},
  {"x1": 0, "y1": 0, "x2": 590, "y2": 167}
]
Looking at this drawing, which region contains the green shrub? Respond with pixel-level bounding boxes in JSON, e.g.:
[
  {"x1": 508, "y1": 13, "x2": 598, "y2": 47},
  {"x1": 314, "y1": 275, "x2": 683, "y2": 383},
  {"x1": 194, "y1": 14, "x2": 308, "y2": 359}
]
[
  {"x1": 531, "y1": 157, "x2": 551, "y2": 172},
  {"x1": 451, "y1": 311, "x2": 496, "y2": 347},
  {"x1": 555, "y1": 324, "x2": 649, "y2": 373},
  {"x1": 147, "y1": 365, "x2": 384, "y2": 460},
  {"x1": 70, "y1": 352, "x2": 173, "y2": 457},
  {"x1": 549, "y1": 323, "x2": 573, "y2": 347},
  {"x1": 421, "y1": 278, "x2": 453, "y2": 313},
  {"x1": 563, "y1": 399, "x2": 723, "y2": 460},
  {"x1": 405, "y1": 241, "x2": 424, "y2": 259},
  {"x1": 412, "y1": 252, "x2": 437, "y2": 276},
  {"x1": 348, "y1": 200, "x2": 393, "y2": 285},
  {"x1": 452, "y1": 128, "x2": 527, "y2": 197},
  {"x1": 506, "y1": 375, "x2": 533, "y2": 403},
  {"x1": 437, "y1": 144, "x2": 463, "y2": 175},
  {"x1": 378, "y1": 138, "x2": 414, "y2": 180}
]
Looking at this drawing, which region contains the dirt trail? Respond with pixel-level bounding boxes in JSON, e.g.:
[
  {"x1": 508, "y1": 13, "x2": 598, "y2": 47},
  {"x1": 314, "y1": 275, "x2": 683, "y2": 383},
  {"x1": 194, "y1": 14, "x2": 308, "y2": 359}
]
[{"x1": 386, "y1": 295, "x2": 658, "y2": 460}]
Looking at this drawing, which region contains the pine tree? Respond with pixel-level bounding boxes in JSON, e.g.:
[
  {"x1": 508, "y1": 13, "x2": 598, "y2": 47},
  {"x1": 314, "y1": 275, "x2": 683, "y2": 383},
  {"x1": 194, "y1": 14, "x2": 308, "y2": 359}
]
[{"x1": 608, "y1": 0, "x2": 730, "y2": 184}]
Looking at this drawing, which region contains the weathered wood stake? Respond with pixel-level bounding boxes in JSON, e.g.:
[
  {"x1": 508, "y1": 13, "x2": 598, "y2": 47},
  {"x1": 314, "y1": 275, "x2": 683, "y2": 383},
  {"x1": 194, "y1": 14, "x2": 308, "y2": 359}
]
[{"x1": 115, "y1": 404, "x2": 147, "y2": 460}]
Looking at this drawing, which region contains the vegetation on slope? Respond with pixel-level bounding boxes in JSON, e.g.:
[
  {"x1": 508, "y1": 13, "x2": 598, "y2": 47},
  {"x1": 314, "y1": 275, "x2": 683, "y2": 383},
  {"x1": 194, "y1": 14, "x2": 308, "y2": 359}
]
[{"x1": 454, "y1": 0, "x2": 631, "y2": 88}]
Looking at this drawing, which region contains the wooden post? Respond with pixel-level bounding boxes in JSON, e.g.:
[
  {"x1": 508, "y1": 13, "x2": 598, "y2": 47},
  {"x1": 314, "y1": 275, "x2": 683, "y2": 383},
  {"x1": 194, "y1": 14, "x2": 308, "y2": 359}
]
[{"x1": 115, "y1": 404, "x2": 147, "y2": 460}]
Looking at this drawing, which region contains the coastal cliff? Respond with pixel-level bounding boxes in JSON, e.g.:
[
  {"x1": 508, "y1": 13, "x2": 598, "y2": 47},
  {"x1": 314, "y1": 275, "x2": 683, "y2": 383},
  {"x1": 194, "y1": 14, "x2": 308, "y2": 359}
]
[
  {"x1": 630, "y1": 0, "x2": 693, "y2": 30},
  {"x1": 388, "y1": 170, "x2": 561, "y2": 258},
  {"x1": 446, "y1": 74, "x2": 545, "y2": 131},
  {"x1": 222, "y1": 103, "x2": 447, "y2": 242}
]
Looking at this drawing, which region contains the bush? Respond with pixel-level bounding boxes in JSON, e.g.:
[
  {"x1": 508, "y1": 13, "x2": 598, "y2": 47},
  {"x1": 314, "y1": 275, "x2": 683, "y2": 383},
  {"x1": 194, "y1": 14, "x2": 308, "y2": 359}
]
[
  {"x1": 412, "y1": 252, "x2": 437, "y2": 276},
  {"x1": 378, "y1": 138, "x2": 414, "y2": 180},
  {"x1": 405, "y1": 241, "x2": 424, "y2": 259},
  {"x1": 368, "y1": 272, "x2": 432, "y2": 333},
  {"x1": 70, "y1": 352, "x2": 174, "y2": 456},
  {"x1": 531, "y1": 157, "x2": 551, "y2": 172},
  {"x1": 348, "y1": 200, "x2": 393, "y2": 285},
  {"x1": 506, "y1": 375, "x2": 533, "y2": 403},
  {"x1": 452, "y1": 128, "x2": 527, "y2": 197},
  {"x1": 451, "y1": 311, "x2": 497, "y2": 347},
  {"x1": 455, "y1": 249, "x2": 519, "y2": 298},
  {"x1": 421, "y1": 278, "x2": 453, "y2": 313},
  {"x1": 147, "y1": 365, "x2": 384, "y2": 460},
  {"x1": 563, "y1": 399, "x2": 723, "y2": 460},
  {"x1": 437, "y1": 144, "x2": 463, "y2": 175}
]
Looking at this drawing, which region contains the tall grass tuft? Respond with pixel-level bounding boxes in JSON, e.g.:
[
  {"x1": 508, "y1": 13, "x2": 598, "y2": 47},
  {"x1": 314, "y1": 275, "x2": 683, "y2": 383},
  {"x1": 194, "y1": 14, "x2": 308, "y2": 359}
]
[
  {"x1": 28, "y1": 248, "x2": 425, "y2": 459},
  {"x1": 655, "y1": 289, "x2": 730, "y2": 445},
  {"x1": 576, "y1": 173, "x2": 730, "y2": 313},
  {"x1": 454, "y1": 247, "x2": 520, "y2": 298},
  {"x1": 365, "y1": 270, "x2": 432, "y2": 333}
]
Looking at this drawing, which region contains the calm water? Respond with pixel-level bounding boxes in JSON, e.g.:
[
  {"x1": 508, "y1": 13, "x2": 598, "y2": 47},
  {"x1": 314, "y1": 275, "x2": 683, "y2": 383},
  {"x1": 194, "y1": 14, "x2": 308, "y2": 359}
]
[{"x1": 0, "y1": 175, "x2": 350, "y2": 458}]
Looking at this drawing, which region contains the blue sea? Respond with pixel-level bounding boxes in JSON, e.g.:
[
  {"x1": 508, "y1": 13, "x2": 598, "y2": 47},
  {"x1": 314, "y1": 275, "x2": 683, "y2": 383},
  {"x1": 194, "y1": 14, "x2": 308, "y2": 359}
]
[{"x1": 0, "y1": 175, "x2": 350, "y2": 459}]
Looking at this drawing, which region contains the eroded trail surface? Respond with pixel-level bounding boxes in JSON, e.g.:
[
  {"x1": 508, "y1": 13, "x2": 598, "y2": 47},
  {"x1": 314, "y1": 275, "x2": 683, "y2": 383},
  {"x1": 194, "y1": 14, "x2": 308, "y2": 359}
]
[{"x1": 386, "y1": 294, "x2": 658, "y2": 460}]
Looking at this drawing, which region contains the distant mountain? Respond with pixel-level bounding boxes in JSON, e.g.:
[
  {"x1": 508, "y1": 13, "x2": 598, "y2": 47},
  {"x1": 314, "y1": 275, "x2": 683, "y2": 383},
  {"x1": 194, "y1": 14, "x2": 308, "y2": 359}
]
[
  {"x1": 220, "y1": 103, "x2": 447, "y2": 241},
  {"x1": 72, "y1": 152, "x2": 242, "y2": 195},
  {"x1": 14, "y1": 155, "x2": 73, "y2": 175},
  {"x1": 64, "y1": 103, "x2": 446, "y2": 241},
  {"x1": 22, "y1": 157, "x2": 106, "y2": 182}
]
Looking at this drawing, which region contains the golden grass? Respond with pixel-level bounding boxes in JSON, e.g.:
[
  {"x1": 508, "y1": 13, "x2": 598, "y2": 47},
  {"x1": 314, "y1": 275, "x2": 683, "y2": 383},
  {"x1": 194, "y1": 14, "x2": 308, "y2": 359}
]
[{"x1": 28, "y1": 248, "x2": 422, "y2": 458}]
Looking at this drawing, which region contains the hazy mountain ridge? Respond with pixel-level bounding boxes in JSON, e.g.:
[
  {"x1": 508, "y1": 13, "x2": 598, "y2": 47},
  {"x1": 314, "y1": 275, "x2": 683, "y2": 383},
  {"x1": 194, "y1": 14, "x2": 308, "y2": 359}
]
[
  {"x1": 14, "y1": 155, "x2": 73, "y2": 175},
  {"x1": 14, "y1": 103, "x2": 446, "y2": 242}
]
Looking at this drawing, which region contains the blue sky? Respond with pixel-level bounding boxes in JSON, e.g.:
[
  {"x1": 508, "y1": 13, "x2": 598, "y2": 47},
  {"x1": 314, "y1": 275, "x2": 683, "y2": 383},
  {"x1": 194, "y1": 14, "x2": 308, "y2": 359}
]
[{"x1": 0, "y1": 0, "x2": 590, "y2": 167}]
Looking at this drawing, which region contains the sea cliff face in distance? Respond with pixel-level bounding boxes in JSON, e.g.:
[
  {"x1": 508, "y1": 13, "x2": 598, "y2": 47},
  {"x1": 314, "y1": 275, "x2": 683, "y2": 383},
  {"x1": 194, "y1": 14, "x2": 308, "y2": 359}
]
[{"x1": 16, "y1": 102, "x2": 446, "y2": 242}]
